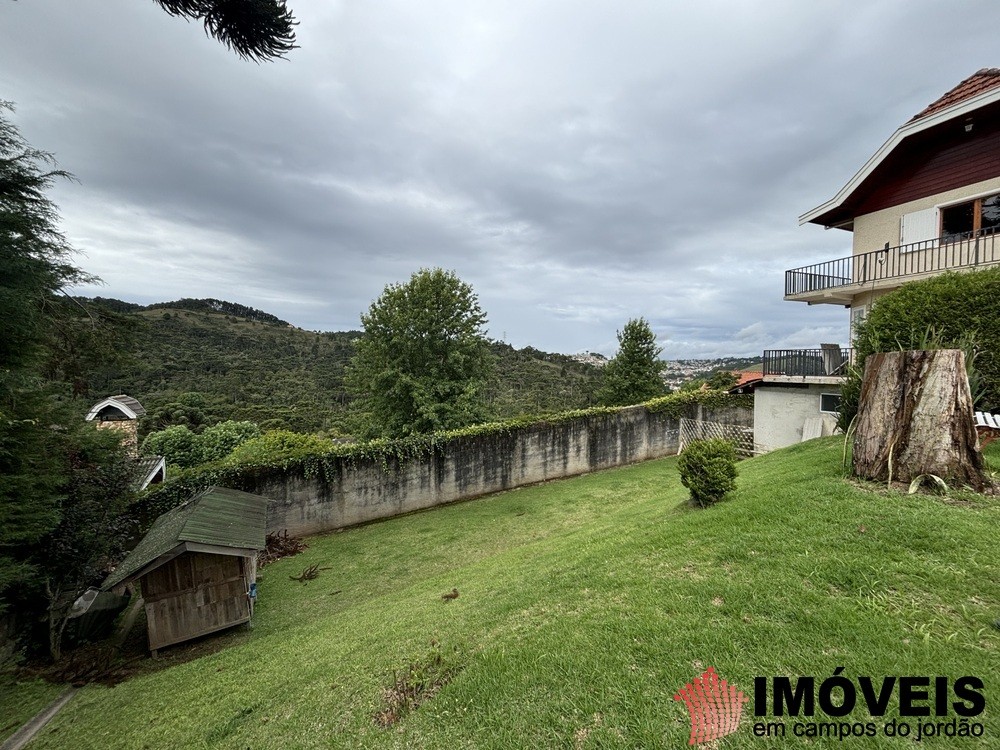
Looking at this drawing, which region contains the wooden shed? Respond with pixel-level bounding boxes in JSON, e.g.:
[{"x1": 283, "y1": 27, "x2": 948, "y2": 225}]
[{"x1": 103, "y1": 487, "x2": 268, "y2": 656}]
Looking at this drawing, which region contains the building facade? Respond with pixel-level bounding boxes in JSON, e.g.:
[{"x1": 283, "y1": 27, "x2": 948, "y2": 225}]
[{"x1": 756, "y1": 69, "x2": 1000, "y2": 452}]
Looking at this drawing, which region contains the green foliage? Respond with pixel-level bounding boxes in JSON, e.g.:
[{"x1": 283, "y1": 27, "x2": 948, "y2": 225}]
[
  {"x1": 80, "y1": 299, "x2": 608, "y2": 435},
  {"x1": 677, "y1": 438, "x2": 738, "y2": 507},
  {"x1": 681, "y1": 378, "x2": 712, "y2": 393},
  {"x1": 223, "y1": 430, "x2": 337, "y2": 466},
  {"x1": 152, "y1": 0, "x2": 297, "y2": 62},
  {"x1": 596, "y1": 318, "x2": 667, "y2": 406},
  {"x1": 141, "y1": 425, "x2": 203, "y2": 468},
  {"x1": 145, "y1": 297, "x2": 288, "y2": 325},
  {"x1": 707, "y1": 370, "x2": 739, "y2": 390},
  {"x1": 38, "y1": 426, "x2": 137, "y2": 660},
  {"x1": 143, "y1": 391, "x2": 216, "y2": 432},
  {"x1": 82, "y1": 301, "x2": 361, "y2": 434},
  {"x1": 0, "y1": 105, "x2": 87, "y2": 372},
  {"x1": 141, "y1": 419, "x2": 262, "y2": 468},
  {"x1": 837, "y1": 268, "x2": 1000, "y2": 429},
  {"x1": 0, "y1": 383, "x2": 65, "y2": 605},
  {"x1": 485, "y1": 341, "x2": 600, "y2": 418},
  {"x1": 644, "y1": 389, "x2": 752, "y2": 417},
  {"x1": 42, "y1": 298, "x2": 139, "y2": 397},
  {"x1": 0, "y1": 103, "x2": 92, "y2": 614},
  {"x1": 198, "y1": 420, "x2": 261, "y2": 463},
  {"x1": 680, "y1": 371, "x2": 739, "y2": 393},
  {"x1": 345, "y1": 268, "x2": 495, "y2": 438}
]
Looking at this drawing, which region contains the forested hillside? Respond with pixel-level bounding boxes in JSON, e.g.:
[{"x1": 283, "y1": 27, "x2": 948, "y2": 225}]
[{"x1": 80, "y1": 298, "x2": 603, "y2": 436}]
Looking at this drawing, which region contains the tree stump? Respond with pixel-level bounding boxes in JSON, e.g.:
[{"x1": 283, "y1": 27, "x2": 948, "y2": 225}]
[{"x1": 852, "y1": 349, "x2": 989, "y2": 491}]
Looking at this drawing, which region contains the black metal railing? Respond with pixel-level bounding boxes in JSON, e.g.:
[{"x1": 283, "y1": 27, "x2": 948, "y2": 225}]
[
  {"x1": 762, "y1": 347, "x2": 854, "y2": 377},
  {"x1": 785, "y1": 230, "x2": 1000, "y2": 296}
]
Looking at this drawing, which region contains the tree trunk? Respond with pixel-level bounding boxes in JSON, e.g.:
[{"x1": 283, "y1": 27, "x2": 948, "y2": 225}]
[{"x1": 852, "y1": 349, "x2": 989, "y2": 491}]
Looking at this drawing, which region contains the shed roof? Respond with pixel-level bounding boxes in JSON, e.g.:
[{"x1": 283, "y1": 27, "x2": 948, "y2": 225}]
[
  {"x1": 86, "y1": 395, "x2": 146, "y2": 421},
  {"x1": 103, "y1": 486, "x2": 268, "y2": 589}
]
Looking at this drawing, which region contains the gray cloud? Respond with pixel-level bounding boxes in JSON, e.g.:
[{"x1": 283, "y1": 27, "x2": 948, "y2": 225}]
[{"x1": 3, "y1": 0, "x2": 999, "y2": 356}]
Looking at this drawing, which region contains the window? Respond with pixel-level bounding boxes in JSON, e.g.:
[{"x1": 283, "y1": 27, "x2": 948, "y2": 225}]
[
  {"x1": 940, "y1": 192, "x2": 1000, "y2": 242},
  {"x1": 850, "y1": 305, "x2": 867, "y2": 341},
  {"x1": 820, "y1": 393, "x2": 841, "y2": 414}
]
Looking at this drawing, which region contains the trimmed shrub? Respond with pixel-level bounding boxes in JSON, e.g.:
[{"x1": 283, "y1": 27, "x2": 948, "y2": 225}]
[
  {"x1": 223, "y1": 430, "x2": 338, "y2": 466},
  {"x1": 677, "y1": 439, "x2": 738, "y2": 507}
]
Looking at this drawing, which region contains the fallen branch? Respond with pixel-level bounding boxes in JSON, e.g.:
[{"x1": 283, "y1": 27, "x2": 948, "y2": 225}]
[
  {"x1": 289, "y1": 563, "x2": 332, "y2": 583},
  {"x1": 259, "y1": 530, "x2": 308, "y2": 567}
]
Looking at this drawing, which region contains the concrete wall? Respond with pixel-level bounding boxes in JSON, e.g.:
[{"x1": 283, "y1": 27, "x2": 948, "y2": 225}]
[
  {"x1": 247, "y1": 402, "x2": 751, "y2": 536},
  {"x1": 754, "y1": 385, "x2": 840, "y2": 453}
]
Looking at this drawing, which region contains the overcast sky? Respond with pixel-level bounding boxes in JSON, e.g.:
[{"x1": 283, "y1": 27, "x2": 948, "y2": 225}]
[{"x1": 2, "y1": 1, "x2": 998, "y2": 357}]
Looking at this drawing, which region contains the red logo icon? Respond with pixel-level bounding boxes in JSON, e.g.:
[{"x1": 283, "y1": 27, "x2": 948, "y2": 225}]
[{"x1": 673, "y1": 666, "x2": 748, "y2": 745}]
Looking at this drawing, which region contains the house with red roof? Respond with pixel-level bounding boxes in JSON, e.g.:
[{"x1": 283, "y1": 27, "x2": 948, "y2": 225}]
[{"x1": 755, "y1": 69, "x2": 1000, "y2": 452}]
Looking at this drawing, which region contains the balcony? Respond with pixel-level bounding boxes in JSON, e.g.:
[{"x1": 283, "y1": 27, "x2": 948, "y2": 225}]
[
  {"x1": 762, "y1": 346, "x2": 854, "y2": 383},
  {"x1": 785, "y1": 230, "x2": 1000, "y2": 304}
]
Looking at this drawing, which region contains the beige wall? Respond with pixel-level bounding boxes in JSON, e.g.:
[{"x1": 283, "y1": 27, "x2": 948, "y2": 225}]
[
  {"x1": 852, "y1": 176, "x2": 1000, "y2": 254},
  {"x1": 753, "y1": 385, "x2": 840, "y2": 453}
]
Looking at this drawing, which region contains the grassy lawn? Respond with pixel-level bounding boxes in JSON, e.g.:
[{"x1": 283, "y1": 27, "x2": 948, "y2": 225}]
[
  {"x1": 0, "y1": 676, "x2": 66, "y2": 742},
  {"x1": 5, "y1": 437, "x2": 1000, "y2": 748}
]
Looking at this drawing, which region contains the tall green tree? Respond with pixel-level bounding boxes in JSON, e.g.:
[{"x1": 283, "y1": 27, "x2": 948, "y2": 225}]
[
  {"x1": 39, "y1": 426, "x2": 137, "y2": 661},
  {"x1": 0, "y1": 106, "x2": 140, "y2": 663},
  {"x1": 345, "y1": 269, "x2": 494, "y2": 438},
  {"x1": 596, "y1": 317, "x2": 667, "y2": 406},
  {"x1": 0, "y1": 102, "x2": 91, "y2": 606}
]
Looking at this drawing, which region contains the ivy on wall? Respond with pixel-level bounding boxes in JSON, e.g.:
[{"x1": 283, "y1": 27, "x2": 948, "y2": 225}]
[{"x1": 136, "y1": 390, "x2": 752, "y2": 519}]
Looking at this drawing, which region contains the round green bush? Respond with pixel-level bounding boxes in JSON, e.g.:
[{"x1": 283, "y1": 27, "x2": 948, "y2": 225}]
[
  {"x1": 140, "y1": 424, "x2": 204, "y2": 468},
  {"x1": 677, "y1": 438, "x2": 738, "y2": 507}
]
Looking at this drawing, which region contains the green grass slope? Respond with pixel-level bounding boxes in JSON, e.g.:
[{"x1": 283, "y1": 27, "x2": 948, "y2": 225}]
[{"x1": 15, "y1": 438, "x2": 1000, "y2": 748}]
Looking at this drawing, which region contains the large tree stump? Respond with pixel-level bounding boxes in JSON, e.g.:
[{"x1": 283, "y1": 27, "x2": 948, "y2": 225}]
[{"x1": 852, "y1": 349, "x2": 989, "y2": 491}]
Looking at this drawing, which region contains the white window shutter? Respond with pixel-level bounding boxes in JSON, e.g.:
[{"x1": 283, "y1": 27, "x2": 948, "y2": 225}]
[{"x1": 899, "y1": 207, "x2": 938, "y2": 245}]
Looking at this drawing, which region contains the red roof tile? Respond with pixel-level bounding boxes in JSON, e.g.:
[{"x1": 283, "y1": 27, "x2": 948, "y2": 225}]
[
  {"x1": 911, "y1": 68, "x2": 1000, "y2": 121},
  {"x1": 734, "y1": 371, "x2": 763, "y2": 387}
]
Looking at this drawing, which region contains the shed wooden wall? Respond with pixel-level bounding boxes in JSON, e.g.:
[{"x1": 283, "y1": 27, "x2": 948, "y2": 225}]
[{"x1": 141, "y1": 551, "x2": 250, "y2": 652}]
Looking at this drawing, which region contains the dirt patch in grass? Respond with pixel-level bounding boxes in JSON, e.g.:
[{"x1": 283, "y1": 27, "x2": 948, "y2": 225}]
[
  {"x1": 374, "y1": 640, "x2": 464, "y2": 728},
  {"x1": 21, "y1": 607, "x2": 250, "y2": 689}
]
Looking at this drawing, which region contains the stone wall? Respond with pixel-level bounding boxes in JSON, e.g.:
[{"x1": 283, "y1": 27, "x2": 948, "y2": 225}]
[{"x1": 245, "y1": 402, "x2": 751, "y2": 537}]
